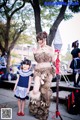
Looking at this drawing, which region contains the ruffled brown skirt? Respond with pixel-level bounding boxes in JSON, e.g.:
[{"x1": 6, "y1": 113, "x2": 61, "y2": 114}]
[{"x1": 29, "y1": 67, "x2": 55, "y2": 120}]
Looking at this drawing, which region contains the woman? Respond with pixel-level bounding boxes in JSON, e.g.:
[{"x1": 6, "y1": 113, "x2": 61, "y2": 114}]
[
  {"x1": 29, "y1": 32, "x2": 55, "y2": 120},
  {"x1": 70, "y1": 40, "x2": 80, "y2": 87}
]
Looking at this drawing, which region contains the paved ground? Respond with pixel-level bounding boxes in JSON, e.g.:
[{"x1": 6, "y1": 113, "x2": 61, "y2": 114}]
[{"x1": 0, "y1": 88, "x2": 80, "y2": 120}]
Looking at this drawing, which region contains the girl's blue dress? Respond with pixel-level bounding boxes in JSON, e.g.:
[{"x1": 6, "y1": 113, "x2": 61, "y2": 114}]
[{"x1": 14, "y1": 69, "x2": 33, "y2": 100}]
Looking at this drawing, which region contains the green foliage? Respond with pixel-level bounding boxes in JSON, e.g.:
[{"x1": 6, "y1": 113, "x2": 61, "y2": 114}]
[
  {"x1": 39, "y1": 0, "x2": 79, "y2": 30},
  {"x1": 11, "y1": 52, "x2": 20, "y2": 58},
  {"x1": 64, "y1": 9, "x2": 73, "y2": 20},
  {"x1": 64, "y1": 13, "x2": 73, "y2": 20},
  {"x1": 61, "y1": 52, "x2": 72, "y2": 62},
  {"x1": 41, "y1": 6, "x2": 60, "y2": 30},
  {"x1": 69, "y1": 0, "x2": 80, "y2": 12},
  {"x1": 0, "y1": 22, "x2": 5, "y2": 46},
  {"x1": 0, "y1": 0, "x2": 80, "y2": 48},
  {"x1": 16, "y1": 34, "x2": 33, "y2": 44},
  {"x1": 40, "y1": 0, "x2": 80, "y2": 13},
  {"x1": 0, "y1": 1, "x2": 34, "y2": 51}
]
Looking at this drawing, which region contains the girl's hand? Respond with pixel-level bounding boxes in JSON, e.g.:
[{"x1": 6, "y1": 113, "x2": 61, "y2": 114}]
[{"x1": 13, "y1": 87, "x2": 16, "y2": 92}]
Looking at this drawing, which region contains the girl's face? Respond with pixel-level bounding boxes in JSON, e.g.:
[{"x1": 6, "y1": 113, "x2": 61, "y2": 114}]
[{"x1": 23, "y1": 64, "x2": 30, "y2": 70}]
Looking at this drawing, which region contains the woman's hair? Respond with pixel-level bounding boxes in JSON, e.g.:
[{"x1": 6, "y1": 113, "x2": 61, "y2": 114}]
[
  {"x1": 72, "y1": 40, "x2": 79, "y2": 48},
  {"x1": 36, "y1": 31, "x2": 47, "y2": 42},
  {"x1": 21, "y1": 59, "x2": 31, "y2": 66}
]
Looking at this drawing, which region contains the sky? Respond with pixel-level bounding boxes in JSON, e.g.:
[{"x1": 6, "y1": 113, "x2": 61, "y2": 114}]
[{"x1": 58, "y1": 13, "x2": 80, "y2": 55}]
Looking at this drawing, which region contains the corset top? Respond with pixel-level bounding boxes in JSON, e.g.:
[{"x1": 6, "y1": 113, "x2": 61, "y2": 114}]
[{"x1": 34, "y1": 52, "x2": 52, "y2": 63}]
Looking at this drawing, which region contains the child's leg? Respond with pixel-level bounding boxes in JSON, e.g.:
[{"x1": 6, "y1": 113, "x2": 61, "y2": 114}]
[
  {"x1": 17, "y1": 99, "x2": 21, "y2": 113},
  {"x1": 21, "y1": 100, "x2": 26, "y2": 113}
]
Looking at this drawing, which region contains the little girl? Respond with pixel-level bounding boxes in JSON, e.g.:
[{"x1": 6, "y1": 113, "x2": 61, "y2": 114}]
[{"x1": 13, "y1": 59, "x2": 33, "y2": 116}]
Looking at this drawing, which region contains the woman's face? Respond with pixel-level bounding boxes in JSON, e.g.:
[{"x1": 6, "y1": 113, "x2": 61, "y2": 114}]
[{"x1": 38, "y1": 38, "x2": 46, "y2": 47}]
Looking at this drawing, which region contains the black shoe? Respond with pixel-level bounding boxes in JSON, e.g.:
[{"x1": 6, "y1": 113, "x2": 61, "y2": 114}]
[
  {"x1": 77, "y1": 85, "x2": 80, "y2": 87},
  {"x1": 74, "y1": 84, "x2": 77, "y2": 87},
  {"x1": 74, "y1": 84, "x2": 80, "y2": 87}
]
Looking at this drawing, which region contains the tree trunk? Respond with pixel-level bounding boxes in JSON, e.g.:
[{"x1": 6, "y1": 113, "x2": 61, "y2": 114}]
[
  {"x1": 30, "y1": 0, "x2": 42, "y2": 34},
  {"x1": 6, "y1": 50, "x2": 11, "y2": 73},
  {"x1": 47, "y1": 0, "x2": 68, "y2": 46},
  {"x1": 4, "y1": 17, "x2": 11, "y2": 72},
  {"x1": 30, "y1": 0, "x2": 68, "y2": 46},
  {"x1": 0, "y1": 0, "x2": 26, "y2": 73}
]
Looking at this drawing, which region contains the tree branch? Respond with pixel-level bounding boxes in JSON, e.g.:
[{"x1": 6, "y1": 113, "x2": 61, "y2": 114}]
[
  {"x1": 48, "y1": 0, "x2": 68, "y2": 46},
  {"x1": 3, "y1": 5, "x2": 10, "y2": 18},
  {"x1": 29, "y1": 0, "x2": 34, "y2": 8},
  {"x1": 10, "y1": 0, "x2": 25, "y2": 17},
  {"x1": 30, "y1": 0, "x2": 42, "y2": 34},
  {"x1": 10, "y1": 0, "x2": 17, "y2": 11},
  {"x1": 0, "y1": 0, "x2": 7, "y2": 9},
  {"x1": 0, "y1": 42, "x2": 5, "y2": 53},
  {"x1": 0, "y1": 32, "x2": 5, "y2": 40},
  {"x1": 9, "y1": 29, "x2": 23, "y2": 51}
]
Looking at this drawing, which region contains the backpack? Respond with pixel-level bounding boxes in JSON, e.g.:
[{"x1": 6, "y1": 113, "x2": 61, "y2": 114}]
[
  {"x1": 67, "y1": 90, "x2": 80, "y2": 115},
  {"x1": 70, "y1": 57, "x2": 80, "y2": 70}
]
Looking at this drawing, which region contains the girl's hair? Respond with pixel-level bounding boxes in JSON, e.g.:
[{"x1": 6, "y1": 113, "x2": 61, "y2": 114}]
[
  {"x1": 21, "y1": 59, "x2": 31, "y2": 66},
  {"x1": 36, "y1": 31, "x2": 47, "y2": 42}
]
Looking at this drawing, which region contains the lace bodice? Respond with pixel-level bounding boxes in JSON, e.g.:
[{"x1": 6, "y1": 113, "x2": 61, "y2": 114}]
[{"x1": 34, "y1": 52, "x2": 52, "y2": 63}]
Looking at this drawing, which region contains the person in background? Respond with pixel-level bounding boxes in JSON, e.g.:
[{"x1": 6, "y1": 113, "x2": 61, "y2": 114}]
[
  {"x1": 71, "y1": 40, "x2": 80, "y2": 58},
  {"x1": 0, "y1": 53, "x2": 7, "y2": 74},
  {"x1": 13, "y1": 59, "x2": 33, "y2": 116},
  {"x1": 70, "y1": 40, "x2": 80, "y2": 87},
  {"x1": 73, "y1": 49, "x2": 80, "y2": 87}
]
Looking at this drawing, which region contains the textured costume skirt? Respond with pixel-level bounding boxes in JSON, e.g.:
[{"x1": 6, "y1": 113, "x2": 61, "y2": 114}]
[{"x1": 29, "y1": 65, "x2": 55, "y2": 120}]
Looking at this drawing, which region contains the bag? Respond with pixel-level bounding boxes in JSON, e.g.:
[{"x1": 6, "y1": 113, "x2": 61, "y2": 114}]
[
  {"x1": 70, "y1": 59, "x2": 77, "y2": 69},
  {"x1": 70, "y1": 58, "x2": 80, "y2": 70},
  {"x1": 67, "y1": 90, "x2": 80, "y2": 114}
]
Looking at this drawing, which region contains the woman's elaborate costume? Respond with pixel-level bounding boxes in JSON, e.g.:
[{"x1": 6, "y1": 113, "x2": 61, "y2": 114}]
[{"x1": 29, "y1": 45, "x2": 55, "y2": 120}]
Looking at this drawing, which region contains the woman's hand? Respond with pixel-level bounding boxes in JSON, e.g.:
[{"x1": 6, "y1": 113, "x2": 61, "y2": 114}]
[
  {"x1": 33, "y1": 47, "x2": 37, "y2": 54},
  {"x1": 27, "y1": 88, "x2": 29, "y2": 94}
]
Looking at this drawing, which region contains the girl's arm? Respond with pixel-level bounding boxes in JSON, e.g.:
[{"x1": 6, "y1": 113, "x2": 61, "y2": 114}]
[
  {"x1": 27, "y1": 76, "x2": 32, "y2": 93},
  {"x1": 13, "y1": 74, "x2": 19, "y2": 91}
]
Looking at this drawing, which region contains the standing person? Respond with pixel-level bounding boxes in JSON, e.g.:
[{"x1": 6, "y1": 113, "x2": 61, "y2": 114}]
[
  {"x1": 73, "y1": 49, "x2": 80, "y2": 87},
  {"x1": 71, "y1": 40, "x2": 79, "y2": 58},
  {"x1": 13, "y1": 59, "x2": 33, "y2": 116},
  {"x1": 0, "y1": 53, "x2": 7, "y2": 74},
  {"x1": 70, "y1": 40, "x2": 80, "y2": 87},
  {"x1": 29, "y1": 32, "x2": 55, "y2": 120}
]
